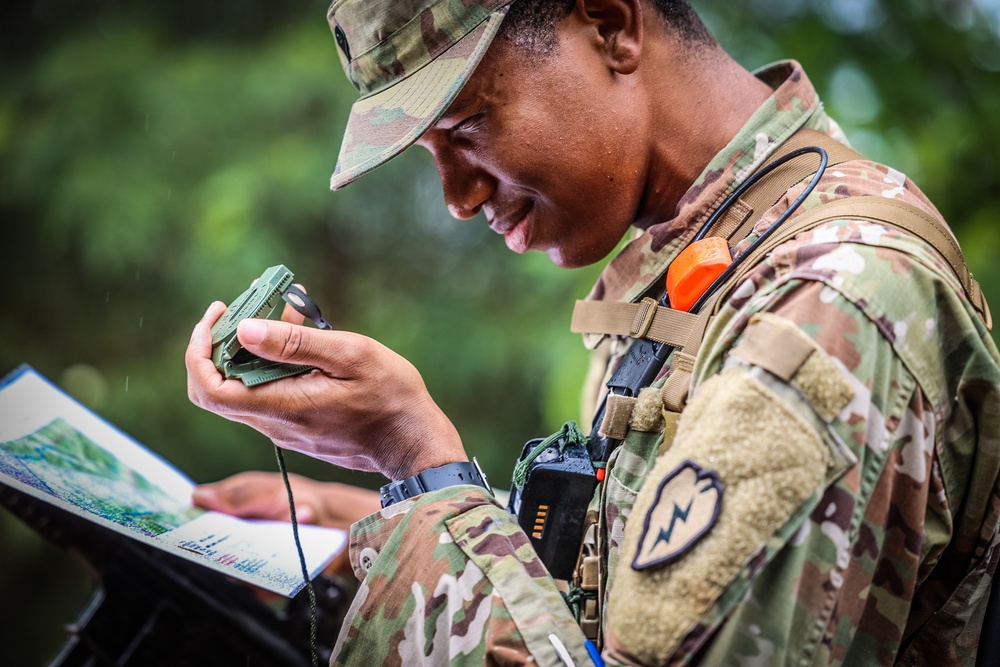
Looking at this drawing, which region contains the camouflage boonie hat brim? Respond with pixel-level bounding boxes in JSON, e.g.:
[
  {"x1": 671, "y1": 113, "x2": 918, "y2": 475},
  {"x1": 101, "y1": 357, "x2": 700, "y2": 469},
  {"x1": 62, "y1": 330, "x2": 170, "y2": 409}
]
[{"x1": 328, "y1": 0, "x2": 513, "y2": 190}]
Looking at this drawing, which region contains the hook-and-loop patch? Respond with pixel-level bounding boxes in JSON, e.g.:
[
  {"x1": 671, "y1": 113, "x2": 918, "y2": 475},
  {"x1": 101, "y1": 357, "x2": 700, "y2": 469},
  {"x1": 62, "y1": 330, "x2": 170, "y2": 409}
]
[
  {"x1": 605, "y1": 367, "x2": 844, "y2": 665},
  {"x1": 632, "y1": 460, "x2": 723, "y2": 571}
]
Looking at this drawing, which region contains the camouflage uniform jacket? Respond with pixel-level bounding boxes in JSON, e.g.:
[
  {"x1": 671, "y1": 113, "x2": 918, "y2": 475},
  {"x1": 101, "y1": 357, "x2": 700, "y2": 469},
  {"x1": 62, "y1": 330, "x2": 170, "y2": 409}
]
[{"x1": 330, "y1": 62, "x2": 1000, "y2": 666}]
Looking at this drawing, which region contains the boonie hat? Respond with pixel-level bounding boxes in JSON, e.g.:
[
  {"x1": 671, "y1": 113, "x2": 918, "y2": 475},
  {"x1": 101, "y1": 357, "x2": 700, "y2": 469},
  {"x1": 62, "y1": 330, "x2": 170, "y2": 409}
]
[{"x1": 327, "y1": 0, "x2": 514, "y2": 190}]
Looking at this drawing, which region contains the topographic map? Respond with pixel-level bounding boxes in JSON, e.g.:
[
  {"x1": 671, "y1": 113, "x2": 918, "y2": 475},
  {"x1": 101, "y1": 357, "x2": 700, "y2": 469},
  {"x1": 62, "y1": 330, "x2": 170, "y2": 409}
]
[
  {"x1": 0, "y1": 366, "x2": 345, "y2": 596},
  {"x1": 0, "y1": 417, "x2": 202, "y2": 537}
]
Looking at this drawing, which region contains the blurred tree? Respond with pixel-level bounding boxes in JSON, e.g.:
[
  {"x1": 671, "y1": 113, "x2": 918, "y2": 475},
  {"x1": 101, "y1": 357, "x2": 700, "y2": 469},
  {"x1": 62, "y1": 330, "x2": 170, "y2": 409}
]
[{"x1": 0, "y1": 0, "x2": 997, "y2": 663}]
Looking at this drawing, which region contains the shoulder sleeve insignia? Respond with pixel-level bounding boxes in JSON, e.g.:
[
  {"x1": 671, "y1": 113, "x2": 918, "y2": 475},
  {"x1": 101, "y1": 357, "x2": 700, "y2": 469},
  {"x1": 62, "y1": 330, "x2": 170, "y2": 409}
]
[{"x1": 632, "y1": 460, "x2": 723, "y2": 571}]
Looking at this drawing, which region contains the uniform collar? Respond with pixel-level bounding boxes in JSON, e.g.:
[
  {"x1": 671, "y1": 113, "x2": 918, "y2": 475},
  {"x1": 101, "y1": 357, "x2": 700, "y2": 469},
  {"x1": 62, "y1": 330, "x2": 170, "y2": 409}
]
[{"x1": 582, "y1": 61, "x2": 831, "y2": 348}]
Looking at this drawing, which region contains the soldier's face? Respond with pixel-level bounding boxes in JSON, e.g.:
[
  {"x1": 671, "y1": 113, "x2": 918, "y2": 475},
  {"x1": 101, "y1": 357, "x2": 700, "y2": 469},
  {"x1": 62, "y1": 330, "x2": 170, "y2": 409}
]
[{"x1": 416, "y1": 23, "x2": 650, "y2": 268}]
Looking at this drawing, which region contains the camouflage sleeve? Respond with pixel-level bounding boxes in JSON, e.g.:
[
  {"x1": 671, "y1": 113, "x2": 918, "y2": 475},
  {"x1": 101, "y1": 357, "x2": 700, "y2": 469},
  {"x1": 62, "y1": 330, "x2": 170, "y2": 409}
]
[
  {"x1": 604, "y1": 232, "x2": 1000, "y2": 665},
  {"x1": 688, "y1": 281, "x2": 937, "y2": 666},
  {"x1": 330, "y1": 485, "x2": 594, "y2": 666}
]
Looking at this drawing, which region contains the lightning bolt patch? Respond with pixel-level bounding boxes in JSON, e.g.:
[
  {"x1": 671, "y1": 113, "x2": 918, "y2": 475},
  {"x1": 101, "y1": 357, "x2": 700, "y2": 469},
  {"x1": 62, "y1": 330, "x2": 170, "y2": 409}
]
[
  {"x1": 632, "y1": 460, "x2": 724, "y2": 571},
  {"x1": 654, "y1": 499, "x2": 694, "y2": 549}
]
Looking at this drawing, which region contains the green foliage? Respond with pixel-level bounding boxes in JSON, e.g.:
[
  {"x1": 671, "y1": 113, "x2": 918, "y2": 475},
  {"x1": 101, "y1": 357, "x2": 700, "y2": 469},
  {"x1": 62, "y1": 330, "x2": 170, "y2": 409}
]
[{"x1": 1, "y1": 1, "x2": 998, "y2": 663}]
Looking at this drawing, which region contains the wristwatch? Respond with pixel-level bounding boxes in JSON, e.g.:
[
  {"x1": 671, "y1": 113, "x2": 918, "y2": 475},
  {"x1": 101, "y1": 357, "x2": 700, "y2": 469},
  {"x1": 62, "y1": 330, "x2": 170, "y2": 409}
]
[{"x1": 380, "y1": 458, "x2": 493, "y2": 508}]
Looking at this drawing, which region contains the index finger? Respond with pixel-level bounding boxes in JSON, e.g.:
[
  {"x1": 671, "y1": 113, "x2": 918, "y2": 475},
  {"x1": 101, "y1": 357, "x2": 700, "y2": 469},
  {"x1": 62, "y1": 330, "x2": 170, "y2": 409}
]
[{"x1": 280, "y1": 284, "x2": 307, "y2": 326}]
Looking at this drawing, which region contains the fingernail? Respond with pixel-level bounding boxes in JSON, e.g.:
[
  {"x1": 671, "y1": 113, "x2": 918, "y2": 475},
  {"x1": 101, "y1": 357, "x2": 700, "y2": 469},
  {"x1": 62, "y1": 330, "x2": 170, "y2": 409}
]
[
  {"x1": 204, "y1": 302, "x2": 220, "y2": 318},
  {"x1": 191, "y1": 486, "x2": 215, "y2": 505},
  {"x1": 238, "y1": 319, "x2": 267, "y2": 346},
  {"x1": 297, "y1": 505, "x2": 315, "y2": 524}
]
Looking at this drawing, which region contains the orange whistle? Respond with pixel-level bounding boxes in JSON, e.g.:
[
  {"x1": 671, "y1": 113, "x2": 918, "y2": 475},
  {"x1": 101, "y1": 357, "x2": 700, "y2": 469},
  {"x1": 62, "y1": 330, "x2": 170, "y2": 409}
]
[{"x1": 666, "y1": 237, "x2": 733, "y2": 312}]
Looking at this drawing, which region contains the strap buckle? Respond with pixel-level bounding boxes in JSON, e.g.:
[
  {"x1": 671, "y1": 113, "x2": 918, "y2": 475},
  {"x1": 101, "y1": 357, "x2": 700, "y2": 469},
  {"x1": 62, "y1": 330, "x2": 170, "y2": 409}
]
[{"x1": 629, "y1": 297, "x2": 660, "y2": 339}]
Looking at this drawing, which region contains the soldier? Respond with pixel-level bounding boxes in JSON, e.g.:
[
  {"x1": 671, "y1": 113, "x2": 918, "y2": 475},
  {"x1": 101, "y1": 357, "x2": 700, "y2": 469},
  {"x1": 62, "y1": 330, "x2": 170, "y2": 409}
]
[{"x1": 187, "y1": 0, "x2": 1000, "y2": 664}]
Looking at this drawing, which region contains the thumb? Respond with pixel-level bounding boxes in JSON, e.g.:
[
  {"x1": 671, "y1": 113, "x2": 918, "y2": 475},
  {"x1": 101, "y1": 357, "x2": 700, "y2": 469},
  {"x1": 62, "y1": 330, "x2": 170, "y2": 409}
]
[{"x1": 236, "y1": 318, "x2": 331, "y2": 367}]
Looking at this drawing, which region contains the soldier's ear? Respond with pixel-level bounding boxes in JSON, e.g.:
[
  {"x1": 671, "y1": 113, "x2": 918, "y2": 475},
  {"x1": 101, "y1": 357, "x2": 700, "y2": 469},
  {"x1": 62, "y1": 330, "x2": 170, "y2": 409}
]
[{"x1": 575, "y1": 0, "x2": 643, "y2": 75}]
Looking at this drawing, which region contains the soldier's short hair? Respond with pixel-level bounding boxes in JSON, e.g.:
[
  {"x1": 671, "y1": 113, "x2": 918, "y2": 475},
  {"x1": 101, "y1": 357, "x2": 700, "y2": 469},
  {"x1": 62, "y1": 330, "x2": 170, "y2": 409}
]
[{"x1": 499, "y1": 0, "x2": 716, "y2": 56}]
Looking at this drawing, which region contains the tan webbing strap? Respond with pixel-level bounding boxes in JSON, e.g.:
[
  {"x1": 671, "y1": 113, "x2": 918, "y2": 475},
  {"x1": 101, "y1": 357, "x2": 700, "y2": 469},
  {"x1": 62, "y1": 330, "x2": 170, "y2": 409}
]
[
  {"x1": 571, "y1": 298, "x2": 702, "y2": 346},
  {"x1": 570, "y1": 129, "x2": 866, "y2": 345},
  {"x1": 658, "y1": 193, "x2": 994, "y2": 410},
  {"x1": 704, "y1": 129, "x2": 865, "y2": 243},
  {"x1": 660, "y1": 309, "x2": 714, "y2": 412},
  {"x1": 729, "y1": 313, "x2": 817, "y2": 382},
  {"x1": 599, "y1": 394, "x2": 637, "y2": 440},
  {"x1": 661, "y1": 352, "x2": 696, "y2": 413},
  {"x1": 710, "y1": 198, "x2": 754, "y2": 242},
  {"x1": 661, "y1": 195, "x2": 993, "y2": 410},
  {"x1": 774, "y1": 128, "x2": 863, "y2": 168},
  {"x1": 571, "y1": 134, "x2": 991, "y2": 412},
  {"x1": 713, "y1": 196, "x2": 992, "y2": 330}
]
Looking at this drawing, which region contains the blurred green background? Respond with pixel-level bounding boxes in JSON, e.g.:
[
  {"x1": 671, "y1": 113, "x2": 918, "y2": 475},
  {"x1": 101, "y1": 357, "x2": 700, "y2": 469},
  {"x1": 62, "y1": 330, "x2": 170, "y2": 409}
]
[{"x1": 1, "y1": 0, "x2": 998, "y2": 663}]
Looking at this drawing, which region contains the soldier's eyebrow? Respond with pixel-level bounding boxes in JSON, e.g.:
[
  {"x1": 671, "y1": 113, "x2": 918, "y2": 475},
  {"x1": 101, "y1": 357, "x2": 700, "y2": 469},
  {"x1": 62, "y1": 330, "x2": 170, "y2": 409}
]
[
  {"x1": 436, "y1": 79, "x2": 492, "y2": 128},
  {"x1": 437, "y1": 99, "x2": 476, "y2": 127}
]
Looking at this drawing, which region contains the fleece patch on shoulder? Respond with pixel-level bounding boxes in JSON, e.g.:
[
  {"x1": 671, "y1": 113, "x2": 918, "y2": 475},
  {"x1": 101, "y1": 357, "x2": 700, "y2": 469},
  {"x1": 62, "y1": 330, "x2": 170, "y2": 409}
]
[
  {"x1": 633, "y1": 461, "x2": 723, "y2": 571},
  {"x1": 605, "y1": 368, "x2": 832, "y2": 665}
]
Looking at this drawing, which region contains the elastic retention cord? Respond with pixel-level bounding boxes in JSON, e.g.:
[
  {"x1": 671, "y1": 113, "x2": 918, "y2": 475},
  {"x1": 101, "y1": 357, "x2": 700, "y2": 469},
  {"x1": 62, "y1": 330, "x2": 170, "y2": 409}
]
[
  {"x1": 275, "y1": 445, "x2": 319, "y2": 667},
  {"x1": 693, "y1": 146, "x2": 831, "y2": 243},
  {"x1": 561, "y1": 583, "x2": 598, "y2": 622},
  {"x1": 688, "y1": 146, "x2": 829, "y2": 314},
  {"x1": 511, "y1": 421, "x2": 585, "y2": 490}
]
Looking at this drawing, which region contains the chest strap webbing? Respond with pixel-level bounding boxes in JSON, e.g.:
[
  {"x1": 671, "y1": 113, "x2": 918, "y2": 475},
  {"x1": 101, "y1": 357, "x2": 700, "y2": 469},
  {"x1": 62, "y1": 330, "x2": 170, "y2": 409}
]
[
  {"x1": 655, "y1": 195, "x2": 992, "y2": 410},
  {"x1": 571, "y1": 129, "x2": 862, "y2": 347},
  {"x1": 573, "y1": 146, "x2": 992, "y2": 412},
  {"x1": 710, "y1": 195, "x2": 992, "y2": 328},
  {"x1": 705, "y1": 128, "x2": 863, "y2": 242}
]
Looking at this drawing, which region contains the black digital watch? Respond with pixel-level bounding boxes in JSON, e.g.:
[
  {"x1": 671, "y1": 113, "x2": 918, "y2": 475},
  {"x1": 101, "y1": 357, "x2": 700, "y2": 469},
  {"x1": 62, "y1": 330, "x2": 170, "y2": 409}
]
[{"x1": 380, "y1": 459, "x2": 493, "y2": 508}]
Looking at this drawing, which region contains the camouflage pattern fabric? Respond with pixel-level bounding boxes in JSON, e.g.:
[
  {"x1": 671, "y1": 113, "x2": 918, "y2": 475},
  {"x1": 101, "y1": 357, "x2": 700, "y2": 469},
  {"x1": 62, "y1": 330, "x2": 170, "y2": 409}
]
[
  {"x1": 327, "y1": 0, "x2": 512, "y2": 190},
  {"x1": 329, "y1": 61, "x2": 1000, "y2": 666},
  {"x1": 331, "y1": 488, "x2": 593, "y2": 666}
]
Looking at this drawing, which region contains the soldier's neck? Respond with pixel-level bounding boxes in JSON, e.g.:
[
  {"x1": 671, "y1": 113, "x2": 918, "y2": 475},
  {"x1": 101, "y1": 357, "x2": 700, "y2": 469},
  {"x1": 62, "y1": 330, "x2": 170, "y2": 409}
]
[{"x1": 634, "y1": 47, "x2": 774, "y2": 230}]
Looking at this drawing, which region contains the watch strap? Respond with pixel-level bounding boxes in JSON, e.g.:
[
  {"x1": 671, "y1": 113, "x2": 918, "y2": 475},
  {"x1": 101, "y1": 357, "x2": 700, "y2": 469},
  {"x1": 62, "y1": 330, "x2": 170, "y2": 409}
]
[{"x1": 380, "y1": 458, "x2": 492, "y2": 508}]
